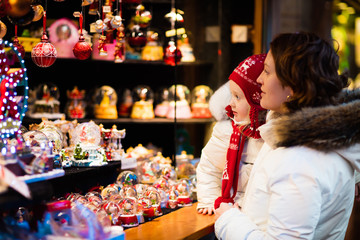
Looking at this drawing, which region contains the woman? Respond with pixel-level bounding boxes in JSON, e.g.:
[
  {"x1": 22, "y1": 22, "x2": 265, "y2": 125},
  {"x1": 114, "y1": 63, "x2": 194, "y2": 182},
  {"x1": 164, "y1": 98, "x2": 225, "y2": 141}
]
[{"x1": 214, "y1": 32, "x2": 360, "y2": 239}]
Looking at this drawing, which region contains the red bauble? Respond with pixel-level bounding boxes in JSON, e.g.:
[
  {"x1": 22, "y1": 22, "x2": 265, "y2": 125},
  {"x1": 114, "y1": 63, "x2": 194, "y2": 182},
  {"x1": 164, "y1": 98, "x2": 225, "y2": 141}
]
[
  {"x1": 31, "y1": 33, "x2": 57, "y2": 67},
  {"x1": 73, "y1": 35, "x2": 92, "y2": 60},
  {"x1": 13, "y1": 36, "x2": 25, "y2": 61}
]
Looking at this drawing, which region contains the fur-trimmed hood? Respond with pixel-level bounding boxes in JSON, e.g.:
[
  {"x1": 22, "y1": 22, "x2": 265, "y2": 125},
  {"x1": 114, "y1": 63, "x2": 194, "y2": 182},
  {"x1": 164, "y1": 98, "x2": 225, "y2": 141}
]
[
  {"x1": 259, "y1": 89, "x2": 360, "y2": 170},
  {"x1": 209, "y1": 81, "x2": 231, "y2": 121}
]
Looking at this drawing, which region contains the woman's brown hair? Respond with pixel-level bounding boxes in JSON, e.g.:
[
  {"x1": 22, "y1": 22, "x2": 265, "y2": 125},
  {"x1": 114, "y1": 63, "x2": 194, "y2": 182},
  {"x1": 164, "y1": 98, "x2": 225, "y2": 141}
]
[{"x1": 270, "y1": 32, "x2": 348, "y2": 112}]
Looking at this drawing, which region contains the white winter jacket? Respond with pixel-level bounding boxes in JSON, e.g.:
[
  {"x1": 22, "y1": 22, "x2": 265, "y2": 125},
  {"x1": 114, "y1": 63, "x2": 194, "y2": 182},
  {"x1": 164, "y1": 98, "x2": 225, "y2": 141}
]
[
  {"x1": 215, "y1": 91, "x2": 360, "y2": 240},
  {"x1": 196, "y1": 81, "x2": 264, "y2": 210}
]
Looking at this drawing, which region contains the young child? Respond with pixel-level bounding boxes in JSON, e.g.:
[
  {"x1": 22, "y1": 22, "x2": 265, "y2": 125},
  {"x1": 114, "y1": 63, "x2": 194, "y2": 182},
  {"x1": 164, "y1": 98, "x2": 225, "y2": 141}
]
[{"x1": 196, "y1": 54, "x2": 267, "y2": 215}]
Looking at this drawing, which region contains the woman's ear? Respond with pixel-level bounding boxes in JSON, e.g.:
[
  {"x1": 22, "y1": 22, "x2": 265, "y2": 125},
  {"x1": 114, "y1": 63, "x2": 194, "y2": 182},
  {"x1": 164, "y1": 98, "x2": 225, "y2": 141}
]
[{"x1": 285, "y1": 87, "x2": 294, "y2": 102}]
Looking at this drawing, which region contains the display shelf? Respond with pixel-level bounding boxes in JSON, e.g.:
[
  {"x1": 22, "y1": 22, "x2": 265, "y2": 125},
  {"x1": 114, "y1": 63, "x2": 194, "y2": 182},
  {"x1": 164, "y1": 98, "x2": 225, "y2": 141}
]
[
  {"x1": 85, "y1": 117, "x2": 215, "y2": 124},
  {"x1": 22, "y1": 116, "x2": 214, "y2": 125},
  {"x1": 0, "y1": 161, "x2": 122, "y2": 211},
  {"x1": 22, "y1": 52, "x2": 212, "y2": 66},
  {"x1": 0, "y1": 179, "x2": 53, "y2": 211}
]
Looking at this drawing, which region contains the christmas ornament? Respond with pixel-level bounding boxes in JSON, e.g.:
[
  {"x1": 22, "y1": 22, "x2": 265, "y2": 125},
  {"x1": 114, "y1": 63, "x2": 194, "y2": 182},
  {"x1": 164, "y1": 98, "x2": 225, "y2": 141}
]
[
  {"x1": 127, "y1": 24, "x2": 146, "y2": 51},
  {"x1": 7, "y1": 0, "x2": 32, "y2": 18},
  {"x1": 141, "y1": 30, "x2": 163, "y2": 61},
  {"x1": 73, "y1": 13, "x2": 92, "y2": 60},
  {"x1": 0, "y1": 39, "x2": 29, "y2": 139},
  {"x1": 13, "y1": 25, "x2": 25, "y2": 61},
  {"x1": 114, "y1": 38, "x2": 125, "y2": 63},
  {"x1": 191, "y1": 85, "x2": 213, "y2": 118},
  {"x1": 133, "y1": 4, "x2": 152, "y2": 28},
  {"x1": 12, "y1": 38, "x2": 25, "y2": 61},
  {"x1": 97, "y1": 34, "x2": 108, "y2": 56},
  {"x1": 166, "y1": 84, "x2": 191, "y2": 119},
  {"x1": 163, "y1": 1, "x2": 182, "y2": 66},
  {"x1": 95, "y1": 19, "x2": 107, "y2": 33},
  {"x1": 32, "y1": 4, "x2": 44, "y2": 22},
  {"x1": 163, "y1": 40, "x2": 182, "y2": 66},
  {"x1": 48, "y1": 18, "x2": 79, "y2": 58},
  {"x1": 31, "y1": 11, "x2": 57, "y2": 67},
  {"x1": 114, "y1": 0, "x2": 125, "y2": 63},
  {"x1": 0, "y1": 21, "x2": 7, "y2": 38},
  {"x1": 110, "y1": 15, "x2": 122, "y2": 29},
  {"x1": 93, "y1": 85, "x2": 118, "y2": 119},
  {"x1": 118, "y1": 197, "x2": 139, "y2": 227},
  {"x1": 65, "y1": 86, "x2": 86, "y2": 119},
  {"x1": 88, "y1": 0, "x2": 99, "y2": 15},
  {"x1": 7, "y1": 7, "x2": 35, "y2": 26},
  {"x1": 164, "y1": 8, "x2": 184, "y2": 23}
]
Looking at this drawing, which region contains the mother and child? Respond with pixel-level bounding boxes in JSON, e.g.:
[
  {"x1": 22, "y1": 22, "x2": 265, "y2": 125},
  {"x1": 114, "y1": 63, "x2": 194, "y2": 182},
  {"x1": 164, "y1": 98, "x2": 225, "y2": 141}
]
[{"x1": 196, "y1": 31, "x2": 360, "y2": 239}]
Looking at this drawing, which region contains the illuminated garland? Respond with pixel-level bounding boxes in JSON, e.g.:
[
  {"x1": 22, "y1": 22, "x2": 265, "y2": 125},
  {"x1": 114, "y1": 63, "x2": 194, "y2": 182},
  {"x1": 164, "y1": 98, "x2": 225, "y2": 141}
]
[{"x1": 0, "y1": 39, "x2": 28, "y2": 139}]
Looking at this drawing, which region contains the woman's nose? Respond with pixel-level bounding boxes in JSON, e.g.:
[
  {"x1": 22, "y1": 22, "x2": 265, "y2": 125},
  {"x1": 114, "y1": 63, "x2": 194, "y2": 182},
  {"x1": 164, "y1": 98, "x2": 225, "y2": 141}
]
[{"x1": 256, "y1": 72, "x2": 264, "y2": 84}]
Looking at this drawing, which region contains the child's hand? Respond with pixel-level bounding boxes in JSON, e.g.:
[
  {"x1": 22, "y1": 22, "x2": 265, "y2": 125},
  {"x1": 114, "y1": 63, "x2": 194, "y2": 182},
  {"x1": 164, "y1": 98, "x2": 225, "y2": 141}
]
[
  {"x1": 356, "y1": 183, "x2": 360, "y2": 202},
  {"x1": 214, "y1": 202, "x2": 238, "y2": 221},
  {"x1": 197, "y1": 207, "x2": 215, "y2": 215}
]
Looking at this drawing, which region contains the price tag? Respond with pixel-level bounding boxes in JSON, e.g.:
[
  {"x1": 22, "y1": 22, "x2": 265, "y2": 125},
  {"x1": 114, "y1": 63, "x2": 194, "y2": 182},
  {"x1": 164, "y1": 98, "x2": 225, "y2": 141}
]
[
  {"x1": 103, "y1": 6, "x2": 111, "y2": 13},
  {"x1": 73, "y1": 11, "x2": 81, "y2": 18},
  {"x1": 89, "y1": 23, "x2": 96, "y2": 33}
]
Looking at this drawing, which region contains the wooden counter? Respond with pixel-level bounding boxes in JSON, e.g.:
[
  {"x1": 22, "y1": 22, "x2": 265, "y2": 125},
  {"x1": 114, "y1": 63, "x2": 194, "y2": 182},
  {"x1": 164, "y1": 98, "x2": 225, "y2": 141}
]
[
  {"x1": 124, "y1": 200, "x2": 360, "y2": 240},
  {"x1": 124, "y1": 203, "x2": 215, "y2": 240}
]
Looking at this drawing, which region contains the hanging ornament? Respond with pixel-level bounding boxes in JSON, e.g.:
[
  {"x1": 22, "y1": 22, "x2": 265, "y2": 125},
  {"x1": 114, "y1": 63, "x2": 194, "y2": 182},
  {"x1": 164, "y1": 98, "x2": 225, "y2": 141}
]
[
  {"x1": 7, "y1": 0, "x2": 32, "y2": 18},
  {"x1": 31, "y1": 11, "x2": 57, "y2": 67},
  {"x1": 134, "y1": 4, "x2": 152, "y2": 28},
  {"x1": 98, "y1": 34, "x2": 108, "y2": 56},
  {"x1": 114, "y1": 23, "x2": 125, "y2": 63},
  {"x1": 7, "y1": 7, "x2": 35, "y2": 26},
  {"x1": 88, "y1": 0, "x2": 99, "y2": 15},
  {"x1": 111, "y1": 15, "x2": 122, "y2": 29},
  {"x1": 0, "y1": 21, "x2": 7, "y2": 38},
  {"x1": 114, "y1": 0, "x2": 125, "y2": 63},
  {"x1": 32, "y1": 4, "x2": 44, "y2": 22},
  {"x1": 73, "y1": 13, "x2": 92, "y2": 60},
  {"x1": 164, "y1": 40, "x2": 182, "y2": 66},
  {"x1": 95, "y1": 19, "x2": 107, "y2": 33},
  {"x1": 13, "y1": 25, "x2": 25, "y2": 61},
  {"x1": 164, "y1": 8, "x2": 184, "y2": 23},
  {"x1": 12, "y1": 38, "x2": 25, "y2": 60},
  {"x1": 163, "y1": 0, "x2": 182, "y2": 66}
]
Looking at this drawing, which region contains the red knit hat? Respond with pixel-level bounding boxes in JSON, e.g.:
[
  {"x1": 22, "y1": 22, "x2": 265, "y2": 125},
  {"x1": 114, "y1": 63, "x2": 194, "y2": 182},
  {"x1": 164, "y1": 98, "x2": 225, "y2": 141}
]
[
  {"x1": 228, "y1": 53, "x2": 266, "y2": 137},
  {"x1": 229, "y1": 53, "x2": 266, "y2": 110}
]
